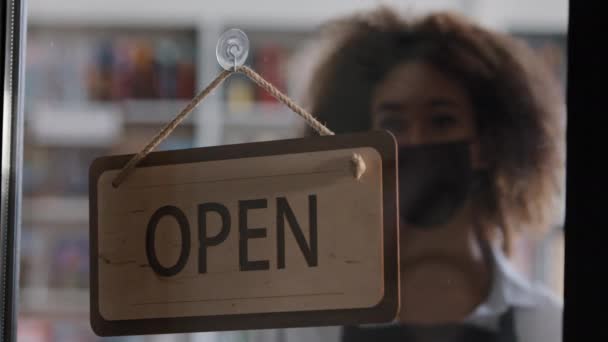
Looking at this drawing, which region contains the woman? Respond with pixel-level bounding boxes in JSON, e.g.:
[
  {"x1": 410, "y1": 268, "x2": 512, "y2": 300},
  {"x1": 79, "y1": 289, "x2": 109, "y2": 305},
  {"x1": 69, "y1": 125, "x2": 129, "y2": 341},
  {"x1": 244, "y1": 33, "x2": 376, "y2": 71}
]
[{"x1": 301, "y1": 7, "x2": 565, "y2": 342}]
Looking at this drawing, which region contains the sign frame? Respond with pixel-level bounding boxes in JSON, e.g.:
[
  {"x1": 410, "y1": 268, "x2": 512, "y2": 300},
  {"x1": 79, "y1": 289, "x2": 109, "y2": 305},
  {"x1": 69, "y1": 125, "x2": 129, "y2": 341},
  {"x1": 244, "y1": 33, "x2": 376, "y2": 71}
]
[{"x1": 89, "y1": 130, "x2": 399, "y2": 336}]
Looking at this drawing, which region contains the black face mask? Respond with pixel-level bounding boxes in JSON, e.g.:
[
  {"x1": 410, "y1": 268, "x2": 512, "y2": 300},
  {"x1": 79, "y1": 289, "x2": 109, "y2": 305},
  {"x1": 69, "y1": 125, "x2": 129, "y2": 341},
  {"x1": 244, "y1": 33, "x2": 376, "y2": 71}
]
[{"x1": 398, "y1": 141, "x2": 480, "y2": 229}]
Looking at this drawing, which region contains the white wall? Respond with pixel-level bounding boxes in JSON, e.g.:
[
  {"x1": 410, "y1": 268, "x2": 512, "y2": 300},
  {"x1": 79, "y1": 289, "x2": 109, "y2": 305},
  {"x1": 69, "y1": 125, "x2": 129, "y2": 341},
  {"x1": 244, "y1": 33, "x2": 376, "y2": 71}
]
[
  {"x1": 27, "y1": 0, "x2": 568, "y2": 32},
  {"x1": 472, "y1": 0, "x2": 568, "y2": 31}
]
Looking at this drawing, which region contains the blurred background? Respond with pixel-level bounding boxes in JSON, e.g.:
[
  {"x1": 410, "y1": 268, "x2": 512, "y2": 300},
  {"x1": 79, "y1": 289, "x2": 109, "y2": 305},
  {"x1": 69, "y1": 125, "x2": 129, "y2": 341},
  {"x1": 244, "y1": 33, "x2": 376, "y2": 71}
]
[{"x1": 18, "y1": 0, "x2": 568, "y2": 341}]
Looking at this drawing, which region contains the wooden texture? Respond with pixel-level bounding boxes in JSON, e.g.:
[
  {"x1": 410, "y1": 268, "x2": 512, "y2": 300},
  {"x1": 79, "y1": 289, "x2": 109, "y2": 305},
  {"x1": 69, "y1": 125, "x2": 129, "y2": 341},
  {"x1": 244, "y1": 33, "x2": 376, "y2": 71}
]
[{"x1": 89, "y1": 131, "x2": 399, "y2": 336}]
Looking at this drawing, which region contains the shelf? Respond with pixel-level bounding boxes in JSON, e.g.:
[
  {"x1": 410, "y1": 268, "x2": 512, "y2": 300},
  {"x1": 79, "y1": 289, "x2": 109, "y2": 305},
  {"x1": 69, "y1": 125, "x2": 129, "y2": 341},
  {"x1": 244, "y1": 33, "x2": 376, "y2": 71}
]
[
  {"x1": 26, "y1": 103, "x2": 123, "y2": 147},
  {"x1": 24, "y1": 99, "x2": 198, "y2": 147},
  {"x1": 20, "y1": 287, "x2": 89, "y2": 316},
  {"x1": 223, "y1": 103, "x2": 302, "y2": 129},
  {"x1": 22, "y1": 196, "x2": 89, "y2": 225},
  {"x1": 122, "y1": 99, "x2": 196, "y2": 125},
  {"x1": 24, "y1": 100, "x2": 306, "y2": 145}
]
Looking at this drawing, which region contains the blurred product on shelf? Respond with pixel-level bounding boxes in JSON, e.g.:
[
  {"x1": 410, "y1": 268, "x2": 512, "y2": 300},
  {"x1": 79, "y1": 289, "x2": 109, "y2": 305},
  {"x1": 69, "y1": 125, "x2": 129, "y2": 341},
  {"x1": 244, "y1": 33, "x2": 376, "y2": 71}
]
[
  {"x1": 89, "y1": 40, "x2": 115, "y2": 100},
  {"x1": 131, "y1": 41, "x2": 158, "y2": 98},
  {"x1": 226, "y1": 75, "x2": 255, "y2": 113},
  {"x1": 48, "y1": 232, "x2": 89, "y2": 289},
  {"x1": 156, "y1": 39, "x2": 179, "y2": 98},
  {"x1": 17, "y1": 318, "x2": 52, "y2": 342},
  {"x1": 26, "y1": 27, "x2": 197, "y2": 103},
  {"x1": 19, "y1": 317, "x2": 125, "y2": 342},
  {"x1": 50, "y1": 320, "x2": 97, "y2": 342},
  {"x1": 111, "y1": 39, "x2": 135, "y2": 100},
  {"x1": 21, "y1": 144, "x2": 50, "y2": 195},
  {"x1": 255, "y1": 43, "x2": 287, "y2": 104},
  {"x1": 19, "y1": 230, "x2": 38, "y2": 289},
  {"x1": 175, "y1": 44, "x2": 197, "y2": 99},
  {"x1": 22, "y1": 145, "x2": 108, "y2": 196}
]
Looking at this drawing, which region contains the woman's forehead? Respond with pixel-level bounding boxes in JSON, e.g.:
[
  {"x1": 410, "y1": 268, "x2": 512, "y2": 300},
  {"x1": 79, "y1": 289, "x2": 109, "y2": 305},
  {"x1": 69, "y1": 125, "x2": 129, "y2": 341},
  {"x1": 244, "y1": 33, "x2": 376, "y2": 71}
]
[{"x1": 372, "y1": 62, "x2": 473, "y2": 110}]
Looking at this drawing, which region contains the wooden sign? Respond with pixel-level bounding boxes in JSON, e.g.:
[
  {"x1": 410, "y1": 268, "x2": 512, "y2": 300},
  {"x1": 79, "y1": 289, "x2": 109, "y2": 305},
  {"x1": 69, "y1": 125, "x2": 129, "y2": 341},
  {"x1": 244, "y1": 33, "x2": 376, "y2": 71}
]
[{"x1": 89, "y1": 131, "x2": 399, "y2": 336}]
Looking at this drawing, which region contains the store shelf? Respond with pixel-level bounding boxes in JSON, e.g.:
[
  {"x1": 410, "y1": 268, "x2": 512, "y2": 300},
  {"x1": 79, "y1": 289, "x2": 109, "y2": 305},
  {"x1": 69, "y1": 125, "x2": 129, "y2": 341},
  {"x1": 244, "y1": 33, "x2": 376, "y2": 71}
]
[
  {"x1": 223, "y1": 103, "x2": 300, "y2": 128},
  {"x1": 122, "y1": 99, "x2": 197, "y2": 125},
  {"x1": 26, "y1": 99, "x2": 196, "y2": 124},
  {"x1": 22, "y1": 196, "x2": 89, "y2": 225},
  {"x1": 23, "y1": 99, "x2": 199, "y2": 148},
  {"x1": 26, "y1": 103, "x2": 123, "y2": 147}
]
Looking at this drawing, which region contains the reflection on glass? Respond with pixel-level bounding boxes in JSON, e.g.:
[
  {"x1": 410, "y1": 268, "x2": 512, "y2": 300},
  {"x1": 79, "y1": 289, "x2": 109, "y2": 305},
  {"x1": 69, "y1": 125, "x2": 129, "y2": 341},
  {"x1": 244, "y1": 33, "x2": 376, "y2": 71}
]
[{"x1": 19, "y1": 1, "x2": 566, "y2": 341}]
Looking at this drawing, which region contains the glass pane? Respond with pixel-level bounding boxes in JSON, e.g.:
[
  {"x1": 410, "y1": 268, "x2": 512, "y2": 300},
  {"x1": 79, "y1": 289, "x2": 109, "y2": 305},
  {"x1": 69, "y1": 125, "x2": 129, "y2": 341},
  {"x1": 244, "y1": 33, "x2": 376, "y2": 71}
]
[{"x1": 19, "y1": 1, "x2": 567, "y2": 341}]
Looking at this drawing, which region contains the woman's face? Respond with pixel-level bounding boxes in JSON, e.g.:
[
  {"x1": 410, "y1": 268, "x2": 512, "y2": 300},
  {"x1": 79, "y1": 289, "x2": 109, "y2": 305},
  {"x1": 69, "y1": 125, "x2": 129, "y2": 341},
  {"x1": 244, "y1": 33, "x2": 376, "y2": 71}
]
[
  {"x1": 371, "y1": 62, "x2": 491, "y2": 323},
  {"x1": 371, "y1": 61, "x2": 477, "y2": 147}
]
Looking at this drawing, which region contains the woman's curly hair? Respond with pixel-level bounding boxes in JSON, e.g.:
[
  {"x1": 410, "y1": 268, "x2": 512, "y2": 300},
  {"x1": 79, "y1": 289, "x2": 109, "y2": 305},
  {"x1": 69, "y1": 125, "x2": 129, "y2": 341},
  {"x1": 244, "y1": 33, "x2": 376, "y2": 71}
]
[{"x1": 302, "y1": 7, "x2": 566, "y2": 253}]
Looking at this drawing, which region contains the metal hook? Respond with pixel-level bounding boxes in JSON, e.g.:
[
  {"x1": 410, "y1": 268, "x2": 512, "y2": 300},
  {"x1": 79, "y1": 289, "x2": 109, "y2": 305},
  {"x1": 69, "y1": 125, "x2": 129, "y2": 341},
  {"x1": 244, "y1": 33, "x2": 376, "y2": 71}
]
[{"x1": 228, "y1": 44, "x2": 239, "y2": 71}]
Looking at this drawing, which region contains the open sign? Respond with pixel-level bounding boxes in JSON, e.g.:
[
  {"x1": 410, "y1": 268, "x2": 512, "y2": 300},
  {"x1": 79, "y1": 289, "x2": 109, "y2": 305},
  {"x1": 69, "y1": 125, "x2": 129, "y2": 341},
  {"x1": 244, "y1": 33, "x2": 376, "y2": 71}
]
[
  {"x1": 145, "y1": 193, "x2": 320, "y2": 278},
  {"x1": 89, "y1": 131, "x2": 399, "y2": 336}
]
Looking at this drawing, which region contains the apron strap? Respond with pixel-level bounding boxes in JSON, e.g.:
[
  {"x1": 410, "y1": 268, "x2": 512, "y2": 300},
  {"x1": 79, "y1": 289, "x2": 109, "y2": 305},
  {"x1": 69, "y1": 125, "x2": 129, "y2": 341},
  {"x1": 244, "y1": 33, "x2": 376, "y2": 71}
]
[
  {"x1": 497, "y1": 307, "x2": 518, "y2": 342},
  {"x1": 340, "y1": 307, "x2": 519, "y2": 342}
]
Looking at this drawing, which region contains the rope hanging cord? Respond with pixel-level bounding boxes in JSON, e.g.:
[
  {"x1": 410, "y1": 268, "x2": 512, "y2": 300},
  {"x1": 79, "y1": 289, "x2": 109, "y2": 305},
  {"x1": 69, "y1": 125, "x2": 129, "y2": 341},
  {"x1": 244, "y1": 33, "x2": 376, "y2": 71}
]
[
  {"x1": 112, "y1": 65, "x2": 336, "y2": 188},
  {"x1": 237, "y1": 66, "x2": 334, "y2": 136}
]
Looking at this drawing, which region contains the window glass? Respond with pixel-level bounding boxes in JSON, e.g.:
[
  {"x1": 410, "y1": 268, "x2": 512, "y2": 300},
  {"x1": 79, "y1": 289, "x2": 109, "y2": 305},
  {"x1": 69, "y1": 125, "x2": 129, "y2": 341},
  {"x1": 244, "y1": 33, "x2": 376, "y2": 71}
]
[{"x1": 19, "y1": 1, "x2": 567, "y2": 341}]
